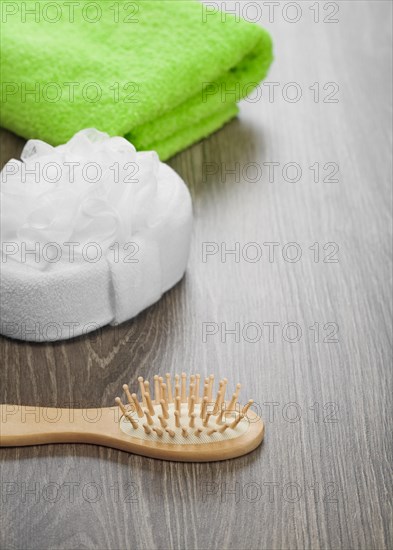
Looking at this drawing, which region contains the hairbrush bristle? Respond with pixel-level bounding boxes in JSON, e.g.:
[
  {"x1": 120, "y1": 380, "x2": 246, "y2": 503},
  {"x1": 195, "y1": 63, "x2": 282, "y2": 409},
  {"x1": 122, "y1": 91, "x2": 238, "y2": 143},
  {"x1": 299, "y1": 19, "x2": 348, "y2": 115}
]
[{"x1": 115, "y1": 373, "x2": 253, "y2": 445}]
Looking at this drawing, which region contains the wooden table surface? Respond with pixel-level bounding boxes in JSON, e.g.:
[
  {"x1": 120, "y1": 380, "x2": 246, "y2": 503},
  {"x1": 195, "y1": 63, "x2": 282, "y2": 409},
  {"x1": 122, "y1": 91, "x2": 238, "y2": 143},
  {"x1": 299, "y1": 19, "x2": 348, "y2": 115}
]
[{"x1": 1, "y1": 2, "x2": 392, "y2": 549}]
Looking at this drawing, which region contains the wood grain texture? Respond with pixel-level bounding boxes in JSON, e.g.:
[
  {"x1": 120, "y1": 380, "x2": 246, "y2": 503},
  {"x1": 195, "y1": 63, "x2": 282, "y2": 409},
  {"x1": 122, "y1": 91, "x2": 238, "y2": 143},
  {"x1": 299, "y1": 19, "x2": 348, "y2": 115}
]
[{"x1": 0, "y1": 2, "x2": 392, "y2": 549}]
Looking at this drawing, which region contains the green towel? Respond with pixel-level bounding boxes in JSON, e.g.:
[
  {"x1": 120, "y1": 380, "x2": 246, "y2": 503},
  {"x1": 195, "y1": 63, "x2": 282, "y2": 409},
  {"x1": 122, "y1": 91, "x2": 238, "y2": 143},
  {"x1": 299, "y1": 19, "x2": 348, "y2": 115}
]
[{"x1": 0, "y1": 0, "x2": 273, "y2": 160}]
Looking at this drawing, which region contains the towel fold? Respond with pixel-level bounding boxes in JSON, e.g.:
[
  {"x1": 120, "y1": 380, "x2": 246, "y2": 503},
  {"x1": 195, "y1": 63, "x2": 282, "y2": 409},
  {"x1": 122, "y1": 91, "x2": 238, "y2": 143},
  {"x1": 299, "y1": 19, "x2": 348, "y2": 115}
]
[{"x1": 0, "y1": 0, "x2": 273, "y2": 159}]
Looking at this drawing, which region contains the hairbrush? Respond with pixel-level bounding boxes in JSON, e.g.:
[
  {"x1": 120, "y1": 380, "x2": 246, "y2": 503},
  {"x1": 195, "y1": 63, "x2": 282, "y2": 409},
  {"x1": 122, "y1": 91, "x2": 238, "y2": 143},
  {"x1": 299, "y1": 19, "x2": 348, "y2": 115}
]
[{"x1": 0, "y1": 373, "x2": 264, "y2": 462}]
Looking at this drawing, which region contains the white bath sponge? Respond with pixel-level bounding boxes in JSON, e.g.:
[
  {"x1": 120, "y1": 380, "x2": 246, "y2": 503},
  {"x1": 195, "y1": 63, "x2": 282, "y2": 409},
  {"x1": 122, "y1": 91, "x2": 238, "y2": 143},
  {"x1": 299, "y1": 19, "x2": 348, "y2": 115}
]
[{"x1": 0, "y1": 129, "x2": 193, "y2": 341}]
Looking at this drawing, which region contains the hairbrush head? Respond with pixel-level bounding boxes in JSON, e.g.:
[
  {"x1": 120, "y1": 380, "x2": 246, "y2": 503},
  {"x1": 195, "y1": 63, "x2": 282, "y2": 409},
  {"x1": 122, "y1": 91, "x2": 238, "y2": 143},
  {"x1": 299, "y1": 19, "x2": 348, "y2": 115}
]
[{"x1": 114, "y1": 373, "x2": 264, "y2": 461}]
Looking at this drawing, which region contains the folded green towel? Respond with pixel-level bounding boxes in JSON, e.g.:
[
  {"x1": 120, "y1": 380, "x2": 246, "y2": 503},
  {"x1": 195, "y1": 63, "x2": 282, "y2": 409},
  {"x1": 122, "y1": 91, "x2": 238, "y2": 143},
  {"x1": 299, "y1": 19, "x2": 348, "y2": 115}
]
[{"x1": 0, "y1": 0, "x2": 273, "y2": 160}]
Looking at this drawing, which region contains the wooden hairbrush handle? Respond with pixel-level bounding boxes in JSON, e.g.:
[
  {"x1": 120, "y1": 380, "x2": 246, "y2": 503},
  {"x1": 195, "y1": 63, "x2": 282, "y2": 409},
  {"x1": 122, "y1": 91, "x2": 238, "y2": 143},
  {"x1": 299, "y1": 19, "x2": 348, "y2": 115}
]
[{"x1": 0, "y1": 404, "x2": 120, "y2": 447}]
